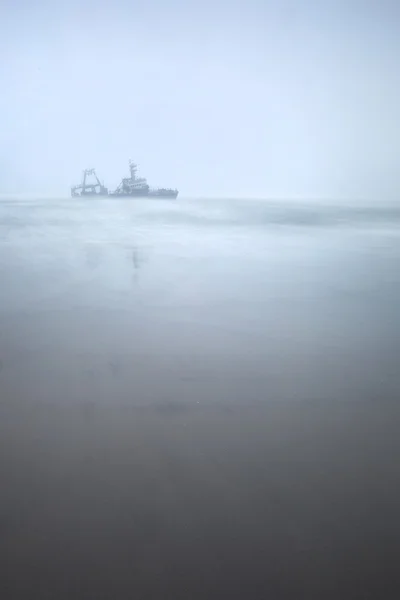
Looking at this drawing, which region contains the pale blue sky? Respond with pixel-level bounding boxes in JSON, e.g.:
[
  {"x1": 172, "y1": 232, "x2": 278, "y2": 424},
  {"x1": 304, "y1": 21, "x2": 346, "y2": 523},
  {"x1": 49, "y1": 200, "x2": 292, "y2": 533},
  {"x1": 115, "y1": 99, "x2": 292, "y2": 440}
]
[{"x1": 1, "y1": 0, "x2": 399, "y2": 197}]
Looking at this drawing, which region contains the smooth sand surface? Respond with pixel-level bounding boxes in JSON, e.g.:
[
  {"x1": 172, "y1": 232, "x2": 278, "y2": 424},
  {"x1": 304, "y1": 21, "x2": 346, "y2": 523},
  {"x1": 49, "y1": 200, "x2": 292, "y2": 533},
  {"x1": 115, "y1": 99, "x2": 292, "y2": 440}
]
[
  {"x1": 1, "y1": 198, "x2": 400, "y2": 598},
  {"x1": 2, "y1": 398, "x2": 400, "y2": 599}
]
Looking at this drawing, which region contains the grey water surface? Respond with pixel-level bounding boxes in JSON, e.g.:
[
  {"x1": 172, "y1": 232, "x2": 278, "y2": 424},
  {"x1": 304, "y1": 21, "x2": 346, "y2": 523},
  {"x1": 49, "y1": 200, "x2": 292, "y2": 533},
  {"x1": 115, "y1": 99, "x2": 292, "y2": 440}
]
[{"x1": 1, "y1": 196, "x2": 400, "y2": 599}]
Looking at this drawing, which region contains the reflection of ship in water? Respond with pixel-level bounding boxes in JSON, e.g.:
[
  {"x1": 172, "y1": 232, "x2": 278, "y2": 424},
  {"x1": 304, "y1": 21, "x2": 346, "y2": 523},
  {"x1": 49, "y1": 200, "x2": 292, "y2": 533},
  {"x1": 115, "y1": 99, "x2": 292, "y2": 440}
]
[
  {"x1": 70, "y1": 161, "x2": 178, "y2": 199},
  {"x1": 110, "y1": 161, "x2": 178, "y2": 199},
  {"x1": 71, "y1": 169, "x2": 108, "y2": 197}
]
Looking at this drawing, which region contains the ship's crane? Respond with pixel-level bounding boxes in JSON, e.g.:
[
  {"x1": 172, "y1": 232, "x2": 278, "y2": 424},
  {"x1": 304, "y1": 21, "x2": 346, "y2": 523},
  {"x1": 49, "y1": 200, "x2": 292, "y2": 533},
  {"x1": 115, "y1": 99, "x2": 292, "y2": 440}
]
[{"x1": 71, "y1": 169, "x2": 108, "y2": 197}]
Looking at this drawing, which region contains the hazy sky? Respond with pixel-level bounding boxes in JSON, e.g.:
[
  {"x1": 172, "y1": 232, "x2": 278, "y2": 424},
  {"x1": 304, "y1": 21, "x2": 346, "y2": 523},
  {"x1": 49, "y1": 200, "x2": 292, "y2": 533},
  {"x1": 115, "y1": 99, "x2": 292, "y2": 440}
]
[{"x1": 1, "y1": 0, "x2": 399, "y2": 198}]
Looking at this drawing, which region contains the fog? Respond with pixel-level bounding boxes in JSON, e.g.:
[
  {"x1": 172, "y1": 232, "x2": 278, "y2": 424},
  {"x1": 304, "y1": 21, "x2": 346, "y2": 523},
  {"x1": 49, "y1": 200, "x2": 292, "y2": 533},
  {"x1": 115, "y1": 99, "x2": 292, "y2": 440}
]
[
  {"x1": 2, "y1": 0, "x2": 400, "y2": 198},
  {"x1": 2, "y1": 2, "x2": 400, "y2": 599}
]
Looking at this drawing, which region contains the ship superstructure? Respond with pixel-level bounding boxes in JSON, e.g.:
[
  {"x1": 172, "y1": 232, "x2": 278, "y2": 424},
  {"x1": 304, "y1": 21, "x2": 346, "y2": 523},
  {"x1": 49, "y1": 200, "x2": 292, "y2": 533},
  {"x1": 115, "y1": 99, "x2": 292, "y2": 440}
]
[{"x1": 111, "y1": 161, "x2": 178, "y2": 198}]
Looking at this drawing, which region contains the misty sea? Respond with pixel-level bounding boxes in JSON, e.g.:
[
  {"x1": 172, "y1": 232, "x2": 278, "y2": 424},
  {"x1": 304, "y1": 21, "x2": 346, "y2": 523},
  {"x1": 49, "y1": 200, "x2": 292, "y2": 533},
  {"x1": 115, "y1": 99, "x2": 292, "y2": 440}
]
[{"x1": 1, "y1": 196, "x2": 400, "y2": 599}]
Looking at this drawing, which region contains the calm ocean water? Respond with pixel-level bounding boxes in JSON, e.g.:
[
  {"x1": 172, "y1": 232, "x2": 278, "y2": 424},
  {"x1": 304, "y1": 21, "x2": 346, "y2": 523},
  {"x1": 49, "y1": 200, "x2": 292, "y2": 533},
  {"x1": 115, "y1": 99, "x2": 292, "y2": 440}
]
[
  {"x1": 1, "y1": 196, "x2": 399, "y2": 405},
  {"x1": 1, "y1": 196, "x2": 400, "y2": 599}
]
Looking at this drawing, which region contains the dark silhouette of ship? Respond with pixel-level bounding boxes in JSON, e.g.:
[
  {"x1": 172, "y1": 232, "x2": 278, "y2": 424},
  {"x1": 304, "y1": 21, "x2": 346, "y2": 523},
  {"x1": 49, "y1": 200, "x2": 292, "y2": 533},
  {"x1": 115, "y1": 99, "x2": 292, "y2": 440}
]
[
  {"x1": 71, "y1": 161, "x2": 178, "y2": 199},
  {"x1": 111, "y1": 161, "x2": 178, "y2": 198}
]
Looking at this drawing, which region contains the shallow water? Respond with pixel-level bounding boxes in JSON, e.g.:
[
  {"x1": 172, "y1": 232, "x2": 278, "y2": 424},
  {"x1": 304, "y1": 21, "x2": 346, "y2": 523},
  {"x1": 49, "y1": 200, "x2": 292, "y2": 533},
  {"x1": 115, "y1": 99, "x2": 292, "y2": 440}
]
[{"x1": 1, "y1": 196, "x2": 400, "y2": 598}]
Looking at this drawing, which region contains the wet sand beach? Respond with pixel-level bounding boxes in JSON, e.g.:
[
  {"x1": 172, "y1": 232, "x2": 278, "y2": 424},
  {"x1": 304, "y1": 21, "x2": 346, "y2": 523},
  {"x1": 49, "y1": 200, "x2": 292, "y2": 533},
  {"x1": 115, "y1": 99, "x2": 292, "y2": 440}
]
[{"x1": 1, "y1": 197, "x2": 400, "y2": 599}]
